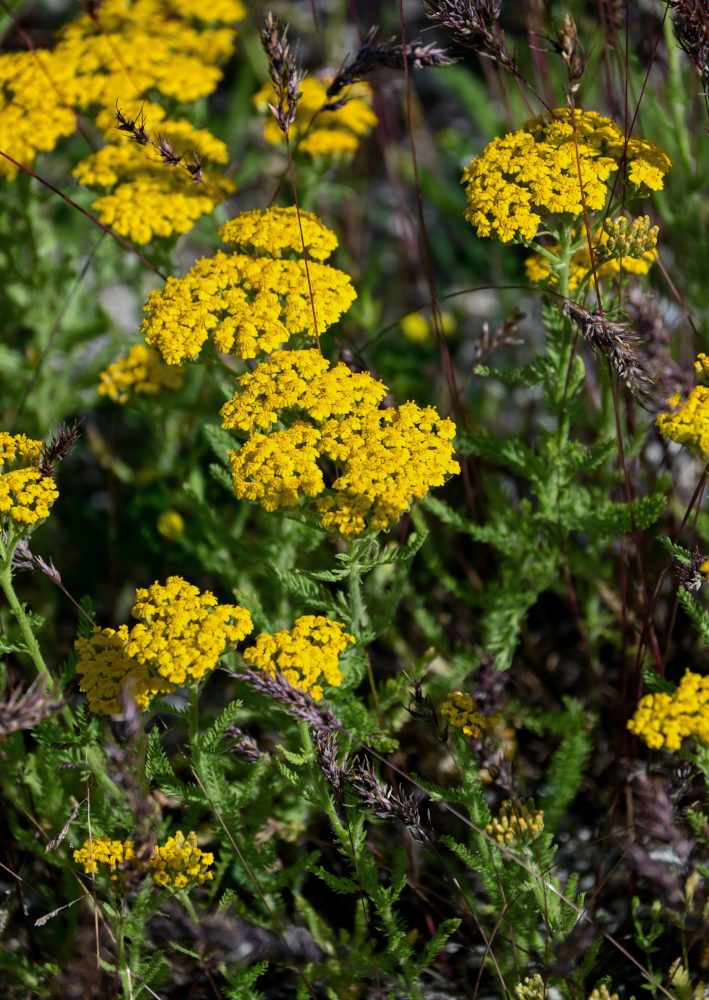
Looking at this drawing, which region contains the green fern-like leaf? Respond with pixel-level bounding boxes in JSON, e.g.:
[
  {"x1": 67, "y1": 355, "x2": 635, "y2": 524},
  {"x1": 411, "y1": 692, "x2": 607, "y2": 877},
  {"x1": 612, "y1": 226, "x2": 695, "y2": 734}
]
[
  {"x1": 538, "y1": 697, "x2": 592, "y2": 832},
  {"x1": 678, "y1": 586, "x2": 709, "y2": 644}
]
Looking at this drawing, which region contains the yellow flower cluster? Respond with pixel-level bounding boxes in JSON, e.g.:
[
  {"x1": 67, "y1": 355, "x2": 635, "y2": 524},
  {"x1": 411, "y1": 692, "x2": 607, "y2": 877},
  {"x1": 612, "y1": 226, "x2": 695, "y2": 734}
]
[
  {"x1": 74, "y1": 625, "x2": 173, "y2": 715},
  {"x1": 486, "y1": 798, "x2": 545, "y2": 846},
  {"x1": 74, "y1": 102, "x2": 233, "y2": 243},
  {"x1": 627, "y1": 670, "x2": 709, "y2": 750},
  {"x1": 74, "y1": 836, "x2": 136, "y2": 882},
  {"x1": 315, "y1": 402, "x2": 460, "y2": 535},
  {"x1": 221, "y1": 349, "x2": 460, "y2": 536},
  {"x1": 0, "y1": 52, "x2": 78, "y2": 180},
  {"x1": 255, "y1": 77, "x2": 377, "y2": 157},
  {"x1": 462, "y1": 108, "x2": 671, "y2": 244},
  {"x1": 147, "y1": 830, "x2": 214, "y2": 888},
  {"x1": 74, "y1": 829, "x2": 214, "y2": 890},
  {"x1": 220, "y1": 207, "x2": 339, "y2": 261},
  {"x1": 656, "y1": 386, "x2": 709, "y2": 457},
  {"x1": 440, "y1": 690, "x2": 494, "y2": 737},
  {"x1": 0, "y1": 433, "x2": 43, "y2": 466},
  {"x1": 243, "y1": 615, "x2": 354, "y2": 701},
  {"x1": 0, "y1": 0, "x2": 244, "y2": 179},
  {"x1": 0, "y1": 432, "x2": 58, "y2": 531},
  {"x1": 98, "y1": 344, "x2": 184, "y2": 403},
  {"x1": 75, "y1": 576, "x2": 253, "y2": 713},
  {"x1": 141, "y1": 210, "x2": 356, "y2": 363},
  {"x1": 228, "y1": 425, "x2": 325, "y2": 511},
  {"x1": 220, "y1": 349, "x2": 387, "y2": 432},
  {"x1": 525, "y1": 216, "x2": 657, "y2": 290}
]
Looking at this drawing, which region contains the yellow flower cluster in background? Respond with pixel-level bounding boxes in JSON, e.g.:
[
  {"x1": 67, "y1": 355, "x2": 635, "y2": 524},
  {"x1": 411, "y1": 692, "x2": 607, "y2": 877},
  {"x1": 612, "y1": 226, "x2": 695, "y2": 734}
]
[
  {"x1": 74, "y1": 102, "x2": 233, "y2": 243},
  {"x1": 656, "y1": 354, "x2": 709, "y2": 457},
  {"x1": 243, "y1": 615, "x2": 354, "y2": 701},
  {"x1": 221, "y1": 349, "x2": 459, "y2": 536},
  {"x1": 628, "y1": 669, "x2": 709, "y2": 750},
  {"x1": 74, "y1": 836, "x2": 136, "y2": 882},
  {"x1": 74, "y1": 829, "x2": 214, "y2": 890},
  {"x1": 75, "y1": 576, "x2": 253, "y2": 713},
  {"x1": 0, "y1": 432, "x2": 58, "y2": 532},
  {"x1": 141, "y1": 209, "x2": 356, "y2": 362},
  {"x1": 462, "y1": 108, "x2": 671, "y2": 244},
  {"x1": 441, "y1": 690, "x2": 495, "y2": 737},
  {"x1": 401, "y1": 310, "x2": 456, "y2": 344},
  {"x1": 98, "y1": 344, "x2": 184, "y2": 403},
  {"x1": 0, "y1": 0, "x2": 244, "y2": 180},
  {"x1": 255, "y1": 77, "x2": 377, "y2": 157},
  {"x1": 148, "y1": 830, "x2": 214, "y2": 888},
  {"x1": 486, "y1": 798, "x2": 544, "y2": 846}
]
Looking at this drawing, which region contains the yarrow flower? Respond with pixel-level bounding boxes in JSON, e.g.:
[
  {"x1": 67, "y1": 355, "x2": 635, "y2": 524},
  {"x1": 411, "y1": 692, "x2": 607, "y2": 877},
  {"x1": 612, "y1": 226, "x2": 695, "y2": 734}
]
[
  {"x1": 221, "y1": 349, "x2": 460, "y2": 536},
  {"x1": 75, "y1": 576, "x2": 253, "y2": 714},
  {"x1": 255, "y1": 77, "x2": 377, "y2": 157},
  {"x1": 74, "y1": 102, "x2": 234, "y2": 243},
  {"x1": 441, "y1": 690, "x2": 496, "y2": 737},
  {"x1": 627, "y1": 669, "x2": 709, "y2": 750},
  {"x1": 219, "y1": 348, "x2": 387, "y2": 432},
  {"x1": 74, "y1": 836, "x2": 136, "y2": 882},
  {"x1": 462, "y1": 108, "x2": 671, "y2": 244},
  {"x1": 0, "y1": 0, "x2": 244, "y2": 179},
  {"x1": 98, "y1": 343, "x2": 184, "y2": 403},
  {"x1": 242, "y1": 615, "x2": 354, "y2": 701},
  {"x1": 0, "y1": 432, "x2": 58, "y2": 532},
  {"x1": 141, "y1": 210, "x2": 356, "y2": 363},
  {"x1": 147, "y1": 830, "x2": 214, "y2": 889},
  {"x1": 74, "y1": 829, "x2": 214, "y2": 890},
  {"x1": 655, "y1": 356, "x2": 709, "y2": 457},
  {"x1": 486, "y1": 798, "x2": 544, "y2": 846}
]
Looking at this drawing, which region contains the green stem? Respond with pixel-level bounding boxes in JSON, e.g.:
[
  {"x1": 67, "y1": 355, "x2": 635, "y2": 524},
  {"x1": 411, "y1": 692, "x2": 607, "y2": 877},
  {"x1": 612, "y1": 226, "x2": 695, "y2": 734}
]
[
  {"x1": 189, "y1": 685, "x2": 202, "y2": 775},
  {"x1": 0, "y1": 542, "x2": 53, "y2": 688},
  {"x1": 554, "y1": 223, "x2": 574, "y2": 447},
  {"x1": 346, "y1": 541, "x2": 364, "y2": 637}
]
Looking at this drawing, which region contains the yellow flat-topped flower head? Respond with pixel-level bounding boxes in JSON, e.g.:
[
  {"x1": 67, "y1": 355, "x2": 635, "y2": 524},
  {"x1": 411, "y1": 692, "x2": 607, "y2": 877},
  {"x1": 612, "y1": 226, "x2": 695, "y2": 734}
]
[
  {"x1": 74, "y1": 836, "x2": 136, "y2": 883},
  {"x1": 243, "y1": 615, "x2": 354, "y2": 701},
  {"x1": 220, "y1": 207, "x2": 339, "y2": 261},
  {"x1": 74, "y1": 105, "x2": 233, "y2": 243},
  {"x1": 75, "y1": 576, "x2": 254, "y2": 713},
  {"x1": 141, "y1": 210, "x2": 356, "y2": 362},
  {"x1": 98, "y1": 344, "x2": 184, "y2": 403},
  {"x1": 221, "y1": 349, "x2": 460, "y2": 536},
  {"x1": 148, "y1": 830, "x2": 214, "y2": 889},
  {"x1": 0, "y1": 0, "x2": 244, "y2": 178},
  {"x1": 656, "y1": 365, "x2": 709, "y2": 457},
  {"x1": 441, "y1": 690, "x2": 495, "y2": 737},
  {"x1": 628, "y1": 669, "x2": 709, "y2": 750},
  {"x1": 255, "y1": 77, "x2": 377, "y2": 157},
  {"x1": 462, "y1": 108, "x2": 671, "y2": 244},
  {"x1": 0, "y1": 432, "x2": 58, "y2": 532}
]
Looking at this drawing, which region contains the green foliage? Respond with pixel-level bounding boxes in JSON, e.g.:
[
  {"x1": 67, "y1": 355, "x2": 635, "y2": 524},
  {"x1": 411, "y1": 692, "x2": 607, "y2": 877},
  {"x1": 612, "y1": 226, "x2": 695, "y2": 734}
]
[{"x1": 1, "y1": 1, "x2": 708, "y2": 997}]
